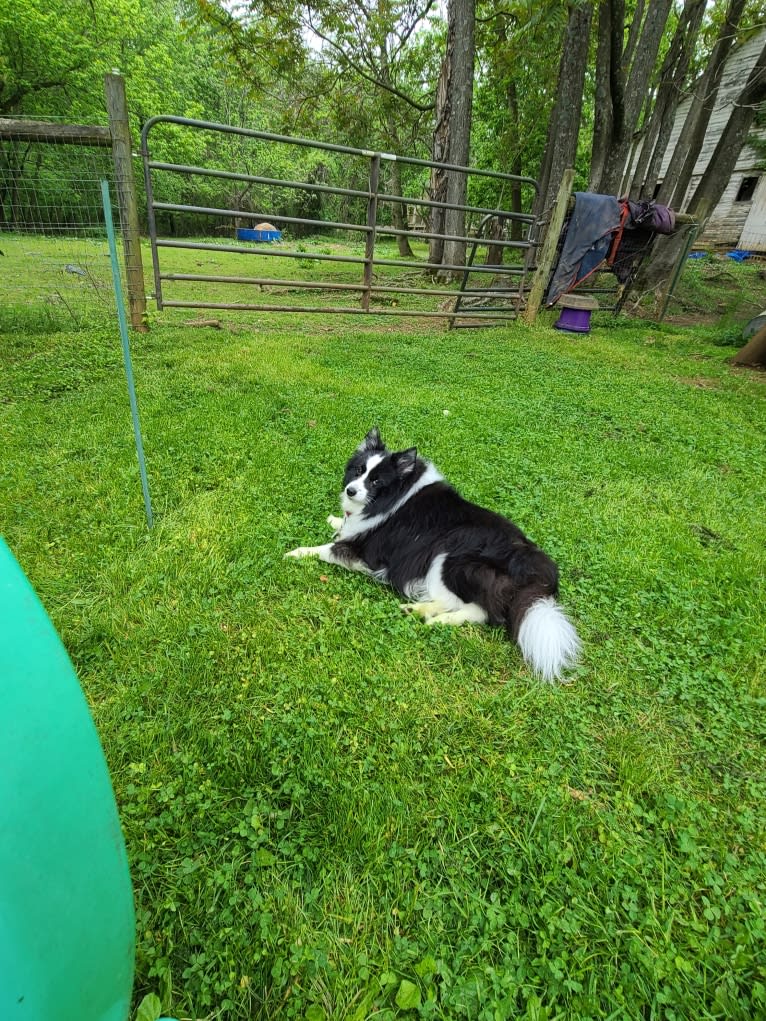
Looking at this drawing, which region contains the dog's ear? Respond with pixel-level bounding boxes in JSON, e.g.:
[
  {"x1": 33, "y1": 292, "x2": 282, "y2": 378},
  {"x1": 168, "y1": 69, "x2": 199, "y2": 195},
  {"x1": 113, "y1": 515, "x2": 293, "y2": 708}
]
[
  {"x1": 359, "y1": 426, "x2": 384, "y2": 452},
  {"x1": 393, "y1": 447, "x2": 418, "y2": 477}
]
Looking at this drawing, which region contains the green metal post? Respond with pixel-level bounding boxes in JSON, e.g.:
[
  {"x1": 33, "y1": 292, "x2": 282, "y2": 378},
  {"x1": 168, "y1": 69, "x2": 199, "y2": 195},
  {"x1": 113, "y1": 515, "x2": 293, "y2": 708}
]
[{"x1": 100, "y1": 179, "x2": 154, "y2": 528}]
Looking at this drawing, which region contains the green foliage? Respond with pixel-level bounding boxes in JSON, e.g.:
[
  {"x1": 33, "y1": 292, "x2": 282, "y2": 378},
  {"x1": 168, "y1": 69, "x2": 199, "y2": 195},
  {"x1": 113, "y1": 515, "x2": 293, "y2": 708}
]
[
  {"x1": 191, "y1": 0, "x2": 306, "y2": 92},
  {"x1": 472, "y1": 0, "x2": 567, "y2": 185},
  {"x1": 0, "y1": 0, "x2": 210, "y2": 123},
  {"x1": 134, "y1": 992, "x2": 162, "y2": 1021},
  {"x1": 0, "y1": 0, "x2": 133, "y2": 116},
  {"x1": 193, "y1": 0, "x2": 441, "y2": 160},
  {"x1": 1, "y1": 0, "x2": 252, "y2": 230},
  {"x1": 1, "y1": 243, "x2": 765, "y2": 1020}
]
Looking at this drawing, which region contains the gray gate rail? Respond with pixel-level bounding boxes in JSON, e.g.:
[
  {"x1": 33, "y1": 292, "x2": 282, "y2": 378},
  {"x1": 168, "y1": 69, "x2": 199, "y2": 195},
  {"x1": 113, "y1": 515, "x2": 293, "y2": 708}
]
[{"x1": 140, "y1": 116, "x2": 539, "y2": 325}]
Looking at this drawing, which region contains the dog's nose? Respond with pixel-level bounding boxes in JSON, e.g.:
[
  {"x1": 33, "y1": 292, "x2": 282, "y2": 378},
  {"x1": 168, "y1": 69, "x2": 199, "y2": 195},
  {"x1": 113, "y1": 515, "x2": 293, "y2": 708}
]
[{"x1": 346, "y1": 485, "x2": 357, "y2": 498}]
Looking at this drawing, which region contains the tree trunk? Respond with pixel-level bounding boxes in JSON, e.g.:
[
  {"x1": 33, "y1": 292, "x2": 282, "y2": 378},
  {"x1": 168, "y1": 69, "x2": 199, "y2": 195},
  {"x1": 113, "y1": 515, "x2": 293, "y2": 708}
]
[
  {"x1": 589, "y1": 0, "x2": 614, "y2": 190},
  {"x1": 441, "y1": 0, "x2": 475, "y2": 275},
  {"x1": 484, "y1": 218, "x2": 505, "y2": 266},
  {"x1": 656, "y1": 0, "x2": 747, "y2": 208},
  {"x1": 628, "y1": 0, "x2": 705, "y2": 198},
  {"x1": 623, "y1": 0, "x2": 645, "y2": 67},
  {"x1": 594, "y1": 0, "x2": 673, "y2": 195},
  {"x1": 733, "y1": 324, "x2": 766, "y2": 367},
  {"x1": 428, "y1": 32, "x2": 451, "y2": 266},
  {"x1": 534, "y1": 2, "x2": 593, "y2": 220},
  {"x1": 389, "y1": 158, "x2": 414, "y2": 257}
]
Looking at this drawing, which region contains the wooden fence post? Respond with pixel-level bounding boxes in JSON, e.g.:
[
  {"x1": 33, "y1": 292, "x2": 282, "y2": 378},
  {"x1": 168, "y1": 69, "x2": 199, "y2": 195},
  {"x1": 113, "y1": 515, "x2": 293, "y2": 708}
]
[
  {"x1": 523, "y1": 168, "x2": 575, "y2": 324},
  {"x1": 104, "y1": 73, "x2": 148, "y2": 332},
  {"x1": 656, "y1": 223, "x2": 699, "y2": 322}
]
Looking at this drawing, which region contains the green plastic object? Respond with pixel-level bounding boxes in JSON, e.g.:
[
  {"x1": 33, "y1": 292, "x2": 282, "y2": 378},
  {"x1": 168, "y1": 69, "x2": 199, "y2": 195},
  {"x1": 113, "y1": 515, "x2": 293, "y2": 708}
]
[{"x1": 0, "y1": 537, "x2": 135, "y2": 1021}]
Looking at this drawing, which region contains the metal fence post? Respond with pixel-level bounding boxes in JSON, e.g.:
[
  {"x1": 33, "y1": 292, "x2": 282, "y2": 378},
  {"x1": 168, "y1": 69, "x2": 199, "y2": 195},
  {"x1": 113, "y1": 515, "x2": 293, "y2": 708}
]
[
  {"x1": 362, "y1": 153, "x2": 381, "y2": 312},
  {"x1": 101, "y1": 180, "x2": 154, "y2": 530}
]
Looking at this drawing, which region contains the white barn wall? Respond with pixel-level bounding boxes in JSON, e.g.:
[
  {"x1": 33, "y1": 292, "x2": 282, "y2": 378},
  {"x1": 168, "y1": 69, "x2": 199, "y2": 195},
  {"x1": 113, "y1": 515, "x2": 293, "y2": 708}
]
[
  {"x1": 701, "y1": 175, "x2": 754, "y2": 246},
  {"x1": 652, "y1": 28, "x2": 766, "y2": 250},
  {"x1": 740, "y1": 176, "x2": 766, "y2": 250}
]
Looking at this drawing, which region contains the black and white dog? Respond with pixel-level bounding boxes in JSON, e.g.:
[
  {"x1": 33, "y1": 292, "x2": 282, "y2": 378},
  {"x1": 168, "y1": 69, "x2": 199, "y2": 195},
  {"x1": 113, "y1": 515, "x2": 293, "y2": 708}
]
[{"x1": 286, "y1": 428, "x2": 580, "y2": 682}]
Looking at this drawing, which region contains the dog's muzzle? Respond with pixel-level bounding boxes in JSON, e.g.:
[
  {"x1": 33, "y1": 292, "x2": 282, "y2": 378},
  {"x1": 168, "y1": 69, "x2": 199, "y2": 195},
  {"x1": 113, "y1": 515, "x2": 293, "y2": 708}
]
[{"x1": 342, "y1": 484, "x2": 366, "y2": 517}]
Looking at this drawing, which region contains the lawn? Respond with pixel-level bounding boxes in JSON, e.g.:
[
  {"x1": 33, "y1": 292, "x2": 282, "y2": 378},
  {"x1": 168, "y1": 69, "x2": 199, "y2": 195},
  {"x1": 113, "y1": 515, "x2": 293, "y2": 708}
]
[{"x1": 1, "y1": 244, "x2": 766, "y2": 1021}]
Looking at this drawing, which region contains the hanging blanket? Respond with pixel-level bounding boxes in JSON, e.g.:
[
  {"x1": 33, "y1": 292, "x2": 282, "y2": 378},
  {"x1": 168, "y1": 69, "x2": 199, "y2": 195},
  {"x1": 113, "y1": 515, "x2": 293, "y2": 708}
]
[
  {"x1": 545, "y1": 193, "x2": 622, "y2": 306},
  {"x1": 545, "y1": 194, "x2": 677, "y2": 304}
]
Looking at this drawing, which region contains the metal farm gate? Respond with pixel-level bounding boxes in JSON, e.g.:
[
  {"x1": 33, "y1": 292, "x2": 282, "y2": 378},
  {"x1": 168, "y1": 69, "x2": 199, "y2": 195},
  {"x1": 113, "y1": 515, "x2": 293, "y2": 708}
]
[{"x1": 140, "y1": 117, "x2": 539, "y2": 327}]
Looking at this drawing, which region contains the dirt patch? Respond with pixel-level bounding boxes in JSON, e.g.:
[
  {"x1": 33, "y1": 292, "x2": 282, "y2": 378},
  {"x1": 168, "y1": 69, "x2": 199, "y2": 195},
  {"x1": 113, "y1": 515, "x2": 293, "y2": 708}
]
[
  {"x1": 730, "y1": 364, "x2": 766, "y2": 382},
  {"x1": 662, "y1": 312, "x2": 721, "y2": 326},
  {"x1": 676, "y1": 376, "x2": 719, "y2": 389}
]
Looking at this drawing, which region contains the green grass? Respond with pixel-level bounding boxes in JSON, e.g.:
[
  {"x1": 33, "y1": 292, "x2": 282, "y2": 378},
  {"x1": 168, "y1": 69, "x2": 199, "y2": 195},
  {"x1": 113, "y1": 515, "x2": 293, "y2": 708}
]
[
  {"x1": 1, "y1": 243, "x2": 766, "y2": 1021},
  {"x1": 0, "y1": 231, "x2": 468, "y2": 332},
  {"x1": 0, "y1": 232, "x2": 120, "y2": 333},
  {"x1": 657, "y1": 253, "x2": 765, "y2": 331}
]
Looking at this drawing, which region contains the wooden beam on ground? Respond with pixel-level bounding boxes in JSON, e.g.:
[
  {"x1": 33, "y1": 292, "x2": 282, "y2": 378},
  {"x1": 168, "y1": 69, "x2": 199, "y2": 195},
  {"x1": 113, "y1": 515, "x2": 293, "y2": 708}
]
[{"x1": 523, "y1": 168, "x2": 575, "y2": 324}]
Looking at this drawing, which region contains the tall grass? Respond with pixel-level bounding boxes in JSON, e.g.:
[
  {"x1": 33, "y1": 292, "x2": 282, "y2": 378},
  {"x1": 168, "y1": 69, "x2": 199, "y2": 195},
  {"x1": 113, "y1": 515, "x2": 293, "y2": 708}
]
[{"x1": 1, "y1": 246, "x2": 765, "y2": 1020}]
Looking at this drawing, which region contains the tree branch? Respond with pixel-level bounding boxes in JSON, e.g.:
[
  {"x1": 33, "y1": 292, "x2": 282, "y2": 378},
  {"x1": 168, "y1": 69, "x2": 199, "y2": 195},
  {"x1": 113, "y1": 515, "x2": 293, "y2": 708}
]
[{"x1": 305, "y1": 15, "x2": 435, "y2": 112}]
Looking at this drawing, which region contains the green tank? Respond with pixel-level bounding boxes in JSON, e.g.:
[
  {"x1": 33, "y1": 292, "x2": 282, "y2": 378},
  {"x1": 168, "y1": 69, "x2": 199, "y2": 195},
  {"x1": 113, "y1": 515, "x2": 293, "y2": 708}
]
[{"x1": 0, "y1": 537, "x2": 135, "y2": 1020}]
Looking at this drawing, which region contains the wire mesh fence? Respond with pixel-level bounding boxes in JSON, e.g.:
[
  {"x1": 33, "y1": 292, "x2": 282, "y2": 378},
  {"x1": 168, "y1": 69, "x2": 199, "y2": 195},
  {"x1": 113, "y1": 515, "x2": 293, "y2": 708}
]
[{"x1": 0, "y1": 120, "x2": 127, "y2": 333}]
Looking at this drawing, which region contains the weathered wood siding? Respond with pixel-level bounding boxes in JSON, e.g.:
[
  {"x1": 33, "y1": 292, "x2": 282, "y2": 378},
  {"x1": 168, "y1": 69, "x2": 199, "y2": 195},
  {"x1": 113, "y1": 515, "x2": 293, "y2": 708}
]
[
  {"x1": 740, "y1": 176, "x2": 766, "y2": 249},
  {"x1": 658, "y1": 28, "x2": 766, "y2": 250},
  {"x1": 697, "y1": 175, "x2": 754, "y2": 246}
]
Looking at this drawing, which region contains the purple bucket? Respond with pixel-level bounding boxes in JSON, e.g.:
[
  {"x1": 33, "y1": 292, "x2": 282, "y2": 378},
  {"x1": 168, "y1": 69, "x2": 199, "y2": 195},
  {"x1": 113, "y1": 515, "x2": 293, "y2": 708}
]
[{"x1": 554, "y1": 306, "x2": 592, "y2": 333}]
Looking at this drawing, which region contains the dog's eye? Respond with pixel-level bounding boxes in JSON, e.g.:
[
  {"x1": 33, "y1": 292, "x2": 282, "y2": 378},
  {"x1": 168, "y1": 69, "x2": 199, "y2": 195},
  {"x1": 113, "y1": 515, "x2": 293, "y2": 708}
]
[
  {"x1": 354, "y1": 465, "x2": 366, "y2": 477},
  {"x1": 369, "y1": 478, "x2": 380, "y2": 488}
]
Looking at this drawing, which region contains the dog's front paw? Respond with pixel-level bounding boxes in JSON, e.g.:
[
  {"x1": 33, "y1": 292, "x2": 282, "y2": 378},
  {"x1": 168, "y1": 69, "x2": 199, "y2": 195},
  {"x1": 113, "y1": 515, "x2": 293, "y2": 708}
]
[
  {"x1": 400, "y1": 601, "x2": 447, "y2": 621},
  {"x1": 327, "y1": 514, "x2": 344, "y2": 532},
  {"x1": 285, "y1": 546, "x2": 320, "y2": 559}
]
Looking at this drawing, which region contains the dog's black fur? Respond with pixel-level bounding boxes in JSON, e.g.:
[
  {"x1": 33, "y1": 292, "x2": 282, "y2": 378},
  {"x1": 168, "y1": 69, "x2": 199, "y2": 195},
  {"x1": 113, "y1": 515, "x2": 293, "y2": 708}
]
[
  {"x1": 287, "y1": 428, "x2": 580, "y2": 681},
  {"x1": 337, "y1": 433, "x2": 560, "y2": 641}
]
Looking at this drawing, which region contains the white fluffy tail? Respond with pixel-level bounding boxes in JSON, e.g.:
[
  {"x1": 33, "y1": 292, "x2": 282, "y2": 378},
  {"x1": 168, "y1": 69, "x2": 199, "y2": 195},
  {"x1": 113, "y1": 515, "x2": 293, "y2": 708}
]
[{"x1": 517, "y1": 596, "x2": 580, "y2": 683}]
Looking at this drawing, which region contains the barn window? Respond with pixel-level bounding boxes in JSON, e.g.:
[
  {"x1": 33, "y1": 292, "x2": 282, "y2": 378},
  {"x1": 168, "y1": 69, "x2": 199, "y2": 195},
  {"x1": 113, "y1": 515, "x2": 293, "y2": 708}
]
[{"x1": 736, "y1": 176, "x2": 759, "y2": 202}]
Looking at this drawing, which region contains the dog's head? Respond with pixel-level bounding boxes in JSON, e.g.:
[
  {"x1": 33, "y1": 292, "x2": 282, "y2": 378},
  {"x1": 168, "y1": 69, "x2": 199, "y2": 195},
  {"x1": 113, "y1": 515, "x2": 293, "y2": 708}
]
[{"x1": 341, "y1": 428, "x2": 419, "y2": 518}]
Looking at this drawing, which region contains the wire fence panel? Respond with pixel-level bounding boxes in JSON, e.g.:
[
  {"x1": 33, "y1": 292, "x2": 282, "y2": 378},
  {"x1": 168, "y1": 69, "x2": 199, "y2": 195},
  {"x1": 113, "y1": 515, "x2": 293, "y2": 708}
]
[
  {"x1": 0, "y1": 122, "x2": 127, "y2": 333},
  {"x1": 141, "y1": 116, "x2": 540, "y2": 326},
  {"x1": 0, "y1": 117, "x2": 154, "y2": 529}
]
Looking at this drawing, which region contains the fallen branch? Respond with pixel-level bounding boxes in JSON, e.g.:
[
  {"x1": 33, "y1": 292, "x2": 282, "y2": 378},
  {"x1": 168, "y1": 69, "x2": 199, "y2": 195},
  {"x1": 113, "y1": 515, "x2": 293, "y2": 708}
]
[{"x1": 183, "y1": 318, "x2": 223, "y2": 329}]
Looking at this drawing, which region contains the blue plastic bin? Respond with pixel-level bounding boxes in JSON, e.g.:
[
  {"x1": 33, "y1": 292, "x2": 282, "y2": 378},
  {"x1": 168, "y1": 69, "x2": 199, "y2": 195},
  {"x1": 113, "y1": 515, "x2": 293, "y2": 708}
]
[{"x1": 237, "y1": 227, "x2": 281, "y2": 242}]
